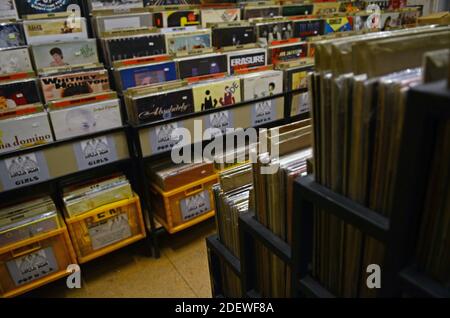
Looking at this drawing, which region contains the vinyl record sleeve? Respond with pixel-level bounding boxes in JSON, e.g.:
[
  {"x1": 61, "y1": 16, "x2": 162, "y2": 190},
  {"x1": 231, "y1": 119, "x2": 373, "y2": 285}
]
[
  {"x1": 153, "y1": 10, "x2": 200, "y2": 28},
  {"x1": 49, "y1": 98, "x2": 122, "y2": 140},
  {"x1": 192, "y1": 78, "x2": 241, "y2": 112},
  {"x1": 286, "y1": 64, "x2": 314, "y2": 91},
  {"x1": 31, "y1": 39, "x2": 99, "y2": 71},
  {"x1": 165, "y1": 29, "x2": 211, "y2": 55},
  {"x1": 15, "y1": 0, "x2": 81, "y2": 18},
  {"x1": 93, "y1": 13, "x2": 153, "y2": 36},
  {"x1": 241, "y1": 70, "x2": 283, "y2": 101},
  {"x1": 243, "y1": 6, "x2": 280, "y2": 20},
  {"x1": 201, "y1": 8, "x2": 240, "y2": 28},
  {"x1": 281, "y1": 4, "x2": 314, "y2": 16},
  {"x1": 0, "y1": 47, "x2": 33, "y2": 75},
  {"x1": 23, "y1": 18, "x2": 88, "y2": 45},
  {"x1": 292, "y1": 19, "x2": 325, "y2": 39},
  {"x1": 227, "y1": 48, "x2": 267, "y2": 74},
  {"x1": 40, "y1": 69, "x2": 110, "y2": 102},
  {"x1": 269, "y1": 41, "x2": 308, "y2": 64},
  {"x1": 256, "y1": 20, "x2": 294, "y2": 46},
  {"x1": 104, "y1": 33, "x2": 166, "y2": 65},
  {"x1": 88, "y1": 0, "x2": 144, "y2": 11},
  {"x1": 0, "y1": 22, "x2": 26, "y2": 49},
  {"x1": 131, "y1": 87, "x2": 194, "y2": 124},
  {"x1": 177, "y1": 53, "x2": 228, "y2": 79},
  {"x1": 0, "y1": 0, "x2": 19, "y2": 20},
  {"x1": 379, "y1": 12, "x2": 401, "y2": 31},
  {"x1": 0, "y1": 79, "x2": 41, "y2": 109},
  {"x1": 117, "y1": 61, "x2": 177, "y2": 91},
  {"x1": 324, "y1": 17, "x2": 353, "y2": 34},
  {"x1": 312, "y1": 2, "x2": 340, "y2": 15},
  {"x1": 212, "y1": 25, "x2": 256, "y2": 48}
]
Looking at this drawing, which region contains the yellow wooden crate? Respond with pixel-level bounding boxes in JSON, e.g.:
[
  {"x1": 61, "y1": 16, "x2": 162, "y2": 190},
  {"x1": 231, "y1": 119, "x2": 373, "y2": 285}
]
[
  {"x1": 149, "y1": 174, "x2": 218, "y2": 234},
  {"x1": 64, "y1": 193, "x2": 146, "y2": 264},
  {"x1": 0, "y1": 218, "x2": 76, "y2": 298}
]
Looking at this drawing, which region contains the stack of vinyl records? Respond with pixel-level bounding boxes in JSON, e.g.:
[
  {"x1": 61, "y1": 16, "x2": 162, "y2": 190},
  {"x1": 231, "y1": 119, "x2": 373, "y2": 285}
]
[
  {"x1": 309, "y1": 25, "x2": 450, "y2": 297},
  {"x1": 62, "y1": 174, "x2": 133, "y2": 218},
  {"x1": 252, "y1": 119, "x2": 313, "y2": 297},
  {"x1": 0, "y1": 197, "x2": 60, "y2": 248}
]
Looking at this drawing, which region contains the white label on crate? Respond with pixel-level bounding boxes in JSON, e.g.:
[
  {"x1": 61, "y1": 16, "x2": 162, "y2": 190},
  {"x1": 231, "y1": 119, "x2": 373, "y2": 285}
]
[
  {"x1": 291, "y1": 92, "x2": 310, "y2": 116},
  {"x1": 88, "y1": 213, "x2": 132, "y2": 251},
  {"x1": 149, "y1": 122, "x2": 184, "y2": 154},
  {"x1": 204, "y1": 111, "x2": 234, "y2": 139},
  {"x1": 6, "y1": 247, "x2": 58, "y2": 286},
  {"x1": 179, "y1": 190, "x2": 211, "y2": 222},
  {"x1": 251, "y1": 100, "x2": 276, "y2": 126},
  {"x1": 0, "y1": 151, "x2": 50, "y2": 190},
  {"x1": 73, "y1": 136, "x2": 118, "y2": 171}
]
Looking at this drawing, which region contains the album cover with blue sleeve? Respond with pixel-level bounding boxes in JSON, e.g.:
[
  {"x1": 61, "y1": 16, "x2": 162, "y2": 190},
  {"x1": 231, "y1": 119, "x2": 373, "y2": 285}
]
[{"x1": 118, "y1": 61, "x2": 178, "y2": 91}]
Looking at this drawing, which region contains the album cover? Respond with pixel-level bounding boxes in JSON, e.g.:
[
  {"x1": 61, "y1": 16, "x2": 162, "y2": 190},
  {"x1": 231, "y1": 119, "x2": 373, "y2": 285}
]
[
  {"x1": 269, "y1": 41, "x2": 308, "y2": 65},
  {"x1": 0, "y1": 79, "x2": 41, "y2": 110},
  {"x1": 0, "y1": 48, "x2": 33, "y2": 75},
  {"x1": 379, "y1": 12, "x2": 401, "y2": 30},
  {"x1": 351, "y1": 15, "x2": 380, "y2": 31},
  {"x1": 228, "y1": 48, "x2": 267, "y2": 74},
  {"x1": 165, "y1": 29, "x2": 211, "y2": 54},
  {"x1": 15, "y1": 0, "x2": 81, "y2": 18},
  {"x1": 281, "y1": 4, "x2": 314, "y2": 16},
  {"x1": 212, "y1": 25, "x2": 256, "y2": 48},
  {"x1": 49, "y1": 98, "x2": 122, "y2": 140},
  {"x1": 103, "y1": 33, "x2": 166, "y2": 65},
  {"x1": 192, "y1": 78, "x2": 241, "y2": 112},
  {"x1": 286, "y1": 65, "x2": 314, "y2": 91},
  {"x1": 243, "y1": 6, "x2": 280, "y2": 20},
  {"x1": 0, "y1": 0, "x2": 18, "y2": 20},
  {"x1": 292, "y1": 19, "x2": 325, "y2": 39},
  {"x1": 31, "y1": 39, "x2": 99, "y2": 71},
  {"x1": 153, "y1": 10, "x2": 200, "y2": 28},
  {"x1": 177, "y1": 53, "x2": 228, "y2": 79},
  {"x1": 40, "y1": 69, "x2": 110, "y2": 102},
  {"x1": 256, "y1": 21, "x2": 294, "y2": 46},
  {"x1": 0, "y1": 111, "x2": 53, "y2": 154},
  {"x1": 23, "y1": 18, "x2": 88, "y2": 45},
  {"x1": 88, "y1": 0, "x2": 144, "y2": 11},
  {"x1": 0, "y1": 22, "x2": 26, "y2": 49},
  {"x1": 131, "y1": 87, "x2": 194, "y2": 124},
  {"x1": 399, "y1": 10, "x2": 420, "y2": 26},
  {"x1": 93, "y1": 13, "x2": 153, "y2": 36},
  {"x1": 201, "y1": 8, "x2": 240, "y2": 28},
  {"x1": 117, "y1": 61, "x2": 177, "y2": 91},
  {"x1": 241, "y1": 70, "x2": 283, "y2": 101},
  {"x1": 312, "y1": 2, "x2": 340, "y2": 15},
  {"x1": 324, "y1": 17, "x2": 353, "y2": 34}
]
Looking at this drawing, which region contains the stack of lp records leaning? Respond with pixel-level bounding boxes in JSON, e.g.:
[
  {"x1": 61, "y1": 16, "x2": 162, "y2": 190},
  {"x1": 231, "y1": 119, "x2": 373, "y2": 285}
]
[{"x1": 309, "y1": 25, "x2": 450, "y2": 297}]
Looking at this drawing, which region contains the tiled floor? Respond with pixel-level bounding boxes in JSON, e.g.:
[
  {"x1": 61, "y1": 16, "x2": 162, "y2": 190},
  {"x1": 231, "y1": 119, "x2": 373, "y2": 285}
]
[{"x1": 23, "y1": 219, "x2": 217, "y2": 298}]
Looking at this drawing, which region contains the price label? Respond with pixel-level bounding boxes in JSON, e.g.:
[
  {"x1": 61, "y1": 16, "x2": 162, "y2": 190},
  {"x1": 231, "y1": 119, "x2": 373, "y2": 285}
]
[
  {"x1": 150, "y1": 121, "x2": 184, "y2": 154},
  {"x1": 73, "y1": 136, "x2": 118, "y2": 171},
  {"x1": 204, "y1": 110, "x2": 234, "y2": 139},
  {"x1": 0, "y1": 151, "x2": 50, "y2": 190},
  {"x1": 252, "y1": 100, "x2": 275, "y2": 126}
]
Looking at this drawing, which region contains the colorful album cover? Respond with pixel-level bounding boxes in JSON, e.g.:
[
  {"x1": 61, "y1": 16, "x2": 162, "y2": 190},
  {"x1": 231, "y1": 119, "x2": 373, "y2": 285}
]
[
  {"x1": 94, "y1": 13, "x2": 153, "y2": 36},
  {"x1": 50, "y1": 99, "x2": 123, "y2": 140},
  {"x1": 23, "y1": 18, "x2": 88, "y2": 45},
  {"x1": 0, "y1": 0, "x2": 19, "y2": 20},
  {"x1": 0, "y1": 79, "x2": 41, "y2": 109},
  {"x1": 165, "y1": 30, "x2": 211, "y2": 54},
  {"x1": 324, "y1": 17, "x2": 353, "y2": 34},
  {"x1": 312, "y1": 2, "x2": 340, "y2": 15},
  {"x1": 338, "y1": 1, "x2": 366, "y2": 13},
  {"x1": 88, "y1": 0, "x2": 144, "y2": 11},
  {"x1": 201, "y1": 9, "x2": 240, "y2": 28},
  {"x1": 269, "y1": 42, "x2": 308, "y2": 65},
  {"x1": 228, "y1": 48, "x2": 267, "y2": 74},
  {"x1": 118, "y1": 61, "x2": 177, "y2": 91},
  {"x1": 177, "y1": 54, "x2": 228, "y2": 79},
  {"x1": 132, "y1": 87, "x2": 194, "y2": 123},
  {"x1": 256, "y1": 21, "x2": 294, "y2": 46},
  {"x1": 0, "y1": 48, "x2": 33, "y2": 75},
  {"x1": 380, "y1": 12, "x2": 401, "y2": 31},
  {"x1": 399, "y1": 10, "x2": 419, "y2": 26},
  {"x1": 40, "y1": 69, "x2": 110, "y2": 102},
  {"x1": 31, "y1": 40, "x2": 99, "y2": 70},
  {"x1": 292, "y1": 19, "x2": 325, "y2": 39},
  {"x1": 0, "y1": 23, "x2": 26, "y2": 49},
  {"x1": 243, "y1": 6, "x2": 280, "y2": 20},
  {"x1": 212, "y1": 26, "x2": 256, "y2": 48},
  {"x1": 15, "y1": 0, "x2": 81, "y2": 18},
  {"x1": 153, "y1": 10, "x2": 200, "y2": 28},
  {"x1": 192, "y1": 78, "x2": 241, "y2": 112},
  {"x1": 286, "y1": 65, "x2": 313, "y2": 91},
  {"x1": 104, "y1": 33, "x2": 166, "y2": 65},
  {"x1": 241, "y1": 70, "x2": 283, "y2": 101},
  {"x1": 281, "y1": 4, "x2": 314, "y2": 16}
]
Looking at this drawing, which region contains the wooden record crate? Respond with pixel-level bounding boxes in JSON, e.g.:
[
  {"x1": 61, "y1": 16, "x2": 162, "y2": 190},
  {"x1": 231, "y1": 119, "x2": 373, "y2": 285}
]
[
  {"x1": 149, "y1": 174, "x2": 218, "y2": 234},
  {"x1": 64, "y1": 194, "x2": 146, "y2": 264},
  {"x1": 0, "y1": 217, "x2": 76, "y2": 298}
]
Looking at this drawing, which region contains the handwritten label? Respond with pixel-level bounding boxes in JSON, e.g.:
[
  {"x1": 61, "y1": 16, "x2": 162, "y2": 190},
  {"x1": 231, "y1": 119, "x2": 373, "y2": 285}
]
[
  {"x1": 73, "y1": 136, "x2": 118, "y2": 171},
  {"x1": 251, "y1": 100, "x2": 275, "y2": 126},
  {"x1": 150, "y1": 122, "x2": 184, "y2": 154},
  {"x1": 180, "y1": 190, "x2": 212, "y2": 221},
  {"x1": 204, "y1": 111, "x2": 234, "y2": 139},
  {"x1": 0, "y1": 151, "x2": 50, "y2": 190}
]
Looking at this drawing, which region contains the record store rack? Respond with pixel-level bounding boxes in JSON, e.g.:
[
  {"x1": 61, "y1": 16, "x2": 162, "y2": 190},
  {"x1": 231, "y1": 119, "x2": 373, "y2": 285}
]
[{"x1": 206, "y1": 80, "x2": 450, "y2": 299}]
